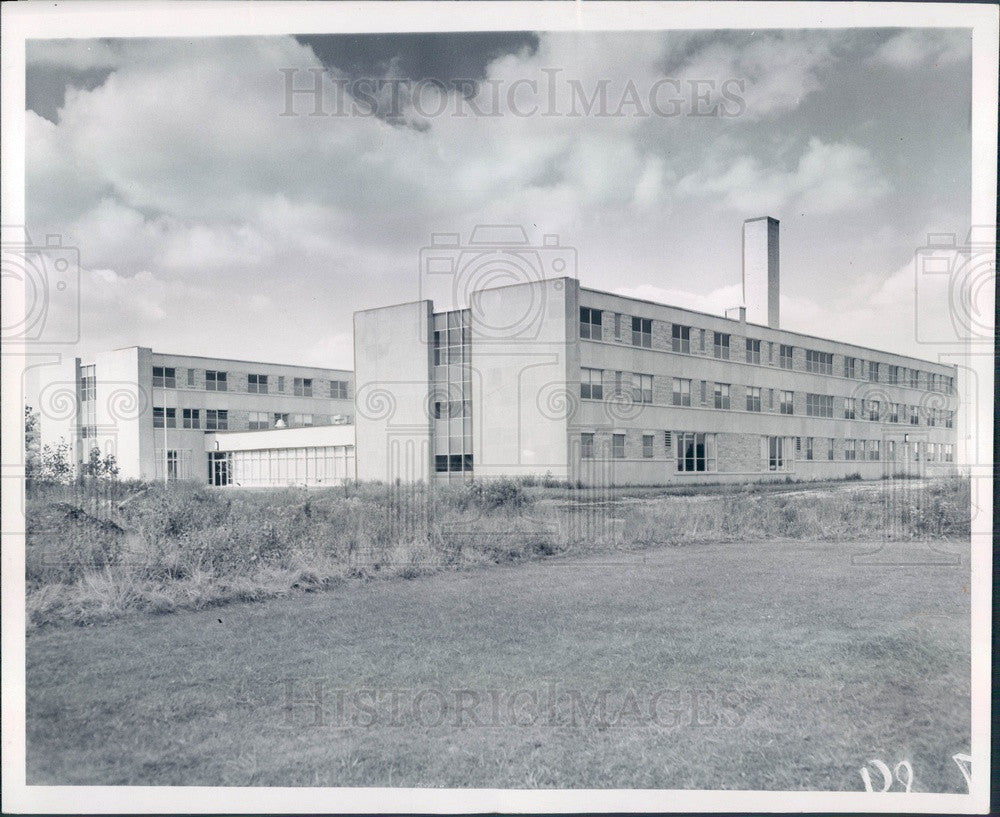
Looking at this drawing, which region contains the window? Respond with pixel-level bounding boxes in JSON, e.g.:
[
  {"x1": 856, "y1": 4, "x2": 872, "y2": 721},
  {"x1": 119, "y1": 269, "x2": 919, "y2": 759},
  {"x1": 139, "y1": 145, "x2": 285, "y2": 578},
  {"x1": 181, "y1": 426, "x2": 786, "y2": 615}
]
[
  {"x1": 435, "y1": 454, "x2": 473, "y2": 473},
  {"x1": 910, "y1": 405, "x2": 920, "y2": 425},
  {"x1": 671, "y1": 324, "x2": 691, "y2": 353},
  {"x1": 580, "y1": 307, "x2": 602, "y2": 340},
  {"x1": 642, "y1": 434, "x2": 654, "y2": 458},
  {"x1": 632, "y1": 373, "x2": 653, "y2": 404},
  {"x1": 868, "y1": 362, "x2": 879, "y2": 382},
  {"x1": 806, "y1": 393, "x2": 834, "y2": 418},
  {"x1": 869, "y1": 440, "x2": 880, "y2": 461},
  {"x1": 943, "y1": 444, "x2": 954, "y2": 463},
  {"x1": 945, "y1": 410, "x2": 954, "y2": 429},
  {"x1": 779, "y1": 390, "x2": 794, "y2": 415},
  {"x1": 205, "y1": 409, "x2": 228, "y2": 430},
  {"x1": 805, "y1": 437, "x2": 814, "y2": 460},
  {"x1": 580, "y1": 368, "x2": 604, "y2": 400},
  {"x1": 79, "y1": 370, "x2": 96, "y2": 402},
  {"x1": 779, "y1": 344, "x2": 794, "y2": 370},
  {"x1": 206, "y1": 370, "x2": 227, "y2": 392},
  {"x1": 152, "y1": 407, "x2": 176, "y2": 428},
  {"x1": 248, "y1": 374, "x2": 268, "y2": 394},
  {"x1": 166, "y1": 450, "x2": 178, "y2": 481},
  {"x1": 926, "y1": 408, "x2": 936, "y2": 427},
  {"x1": 827, "y1": 438, "x2": 835, "y2": 460},
  {"x1": 765, "y1": 436, "x2": 788, "y2": 471},
  {"x1": 330, "y1": 380, "x2": 349, "y2": 399},
  {"x1": 713, "y1": 332, "x2": 730, "y2": 360},
  {"x1": 943, "y1": 375, "x2": 954, "y2": 394},
  {"x1": 909, "y1": 369, "x2": 920, "y2": 388},
  {"x1": 152, "y1": 366, "x2": 176, "y2": 388},
  {"x1": 746, "y1": 386, "x2": 761, "y2": 412},
  {"x1": 767, "y1": 388, "x2": 774, "y2": 410},
  {"x1": 844, "y1": 357, "x2": 857, "y2": 379},
  {"x1": 844, "y1": 398, "x2": 856, "y2": 420},
  {"x1": 182, "y1": 408, "x2": 200, "y2": 429},
  {"x1": 714, "y1": 383, "x2": 731, "y2": 410},
  {"x1": 631, "y1": 317, "x2": 652, "y2": 348},
  {"x1": 612, "y1": 434, "x2": 625, "y2": 459},
  {"x1": 889, "y1": 403, "x2": 899, "y2": 423},
  {"x1": 844, "y1": 439, "x2": 856, "y2": 460},
  {"x1": 869, "y1": 400, "x2": 880, "y2": 422},
  {"x1": 248, "y1": 411, "x2": 269, "y2": 430},
  {"x1": 664, "y1": 431, "x2": 672, "y2": 450},
  {"x1": 294, "y1": 377, "x2": 313, "y2": 397},
  {"x1": 888, "y1": 365, "x2": 900, "y2": 384},
  {"x1": 292, "y1": 413, "x2": 314, "y2": 427},
  {"x1": 273, "y1": 412, "x2": 289, "y2": 427},
  {"x1": 581, "y1": 433, "x2": 595, "y2": 459},
  {"x1": 672, "y1": 378, "x2": 691, "y2": 407},
  {"x1": 676, "y1": 432, "x2": 716, "y2": 472},
  {"x1": 805, "y1": 350, "x2": 832, "y2": 375},
  {"x1": 745, "y1": 338, "x2": 761, "y2": 364}
]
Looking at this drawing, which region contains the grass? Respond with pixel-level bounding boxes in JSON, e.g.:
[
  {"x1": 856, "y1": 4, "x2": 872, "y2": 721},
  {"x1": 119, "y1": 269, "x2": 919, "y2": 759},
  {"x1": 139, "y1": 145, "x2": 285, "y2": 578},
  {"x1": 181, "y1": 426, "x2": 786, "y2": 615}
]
[
  {"x1": 25, "y1": 476, "x2": 971, "y2": 628},
  {"x1": 26, "y1": 535, "x2": 971, "y2": 790}
]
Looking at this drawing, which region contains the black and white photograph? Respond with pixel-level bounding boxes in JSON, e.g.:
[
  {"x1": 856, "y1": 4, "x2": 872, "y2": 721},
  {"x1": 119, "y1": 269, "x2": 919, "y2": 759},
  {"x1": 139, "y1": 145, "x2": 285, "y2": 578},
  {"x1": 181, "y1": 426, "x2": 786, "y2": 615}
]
[{"x1": 1, "y1": 1, "x2": 995, "y2": 813}]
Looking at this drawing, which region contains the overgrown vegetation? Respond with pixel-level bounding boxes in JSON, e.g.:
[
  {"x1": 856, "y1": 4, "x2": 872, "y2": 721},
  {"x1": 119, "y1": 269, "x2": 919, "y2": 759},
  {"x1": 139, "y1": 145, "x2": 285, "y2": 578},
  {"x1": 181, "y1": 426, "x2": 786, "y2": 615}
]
[{"x1": 25, "y1": 476, "x2": 970, "y2": 628}]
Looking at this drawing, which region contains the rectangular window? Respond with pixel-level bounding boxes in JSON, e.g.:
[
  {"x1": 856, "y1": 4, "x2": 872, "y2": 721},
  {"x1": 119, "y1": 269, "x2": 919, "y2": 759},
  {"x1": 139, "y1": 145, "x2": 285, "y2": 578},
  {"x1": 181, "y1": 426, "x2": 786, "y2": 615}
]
[
  {"x1": 779, "y1": 390, "x2": 794, "y2": 415},
  {"x1": 205, "y1": 409, "x2": 228, "y2": 431},
  {"x1": 805, "y1": 437, "x2": 814, "y2": 460},
  {"x1": 248, "y1": 411, "x2": 269, "y2": 430},
  {"x1": 273, "y1": 412, "x2": 289, "y2": 426},
  {"x1": 889, "y1": 403, "x2": 899, "y2": 423},
  {"x1": 805, "y1": 350, "x2": 833, "y2": 374},
  {"x1": 909, "y1": 369, "x2": 920, "y2": 388},
  {"x1": 868, "y1": 362, "x2": 879, "y2": 382},
  {"x1": 166, "y1": 450, "x2": 178, "y2": 481},
  {"x1": 580, "y1": 368, "x2": 604, "y2": 400},
  {"x1": 869, "y1": 440, "x2": 880, "y2": 461},
  {"x1": 632, "y1": 373, "x2": 653, "y2": 404},
  {"x1": 806, "y1": 393, "x2": 834, "y2": 418},
  {"x1": 746, "y1": 386, "x2": 761, "y2": 412},
  {"x1": 779, "y1": 344, "x2": 794, "y2": 370},
  {"x1": 828, "y1": 438, "x2": 835, "y2": 460},
  {"x1": 642, "y1": 434, "x2": 654, "y2": 458},
  {"x1": 329, "y1": 380, "x2": 349, "y2": 399},
  {"x1": 745, "y1": 338, "x2": 761, "y2": 364},
  {"x1": 844, "y1": 439, "x2": 856, "y2": 460},
  {"x1": 671, "y1": 324, "x2": 691, "y2": 353},
  {"x1": 927, "y1": 408, "x2": 936, "y2": 427},
  {"x1": 910, "y1": 405, "x2": 920, "y2": 425},
  {"x1": 713, "y1": 383, "x2": 731, "y2": 410},
  {"x1": 869, "y1": 400, "x2": 880, "y2": 422},
  {"x1": 206, "y1": 370, "x2": 227, "y2": 392},
  {"x1": 631, "y1": 316, "x2": 652, "y2": 348},
  {"x1": 844, "y1": 397, "x2": 856, "y2": 420},
  {"x1": 247, "y1": 374, "x2": 268, "y2": 394},
  {"x1": 79, "y1": 368, "x2": 96, "y2": 402},
  {"x1": 612, "y1": 434, "x2": 625, "y2": 459},
  {"x1": 943, "y1": 375, "x2": 954, "y2": 394},
  {"x1": 182, "y1": 408, "x2": 200, "y2": 429},
  {"x1": 580, "y1": 307, "x2": 602, "y2": 340},
  {"x1": 676, "y1": 432, "x2": 716, "y2": 473},
  {"x1": 887, "y1": 365, "x2": 900, "y2": 384},
  {"x1": 152, "y1": 407, "x2": 176, "y2": 428},
  {"x1": 713, "y1": 332, "x2": 730, "y2": 360},
  {"x1": 844, "y1": 357, "x2": 857, "y2": 378},
  {"x1": 672, "y1": 377, "x2": 691, "y2": 407},
  {"x1": 293, "y1": 377, "x2": 313, "y2": 397},
  {"x1": 581, "y1": 433, "x2": 595, "y2": 459},
  {"x1": 944, "y1": 444, "x2": 954, "y2": 463},
  {"x1": 292, "y1": 413, "x2": 314, "y2": 427},
  {"x1": 152, "y1": 366, "x2": 176, "y2": 388},
  {"x1": 765, "y1": 436, "x2": 787, "y2": 471},
  {"x1": 945, "y1": 410, "x2": 954, "y2": 429}
]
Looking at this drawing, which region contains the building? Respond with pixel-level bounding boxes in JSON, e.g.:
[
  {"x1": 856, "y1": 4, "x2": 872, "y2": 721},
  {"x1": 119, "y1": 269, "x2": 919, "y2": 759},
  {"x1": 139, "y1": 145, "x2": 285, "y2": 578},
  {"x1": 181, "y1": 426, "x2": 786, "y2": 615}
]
[
  {"x1": 40, "y1": 346, "x2": 354, "y2": 482},
  {"x1": 41, "y1": 218, "x2": 959, "y2": 487},
  {"x1": 354, "y1": 219, "x2": 958, "y2": 485}
]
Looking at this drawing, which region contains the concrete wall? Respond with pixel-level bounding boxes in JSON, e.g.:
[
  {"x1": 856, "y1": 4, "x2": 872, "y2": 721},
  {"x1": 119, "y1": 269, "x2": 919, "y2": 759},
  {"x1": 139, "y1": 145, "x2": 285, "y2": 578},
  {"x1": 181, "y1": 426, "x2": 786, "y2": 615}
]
[
  {"x1": 354, "y1": 300, "x2": 434, "y2": 482},
  {"x1": 743, "y1": 216, "x2": 779, "y2": 329},
  {"x1": 470, "y1": 278, "x2": 575, "y2": 478}
]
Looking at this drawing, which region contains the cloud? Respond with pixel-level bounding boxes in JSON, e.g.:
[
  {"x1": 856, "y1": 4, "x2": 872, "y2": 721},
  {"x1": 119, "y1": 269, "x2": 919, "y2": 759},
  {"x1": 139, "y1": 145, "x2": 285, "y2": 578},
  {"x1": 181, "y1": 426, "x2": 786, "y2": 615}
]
[
  {"x1": 674, "y1": 137, "x2": 890, "y2": 214},
  {"x1": 875, "y1": 30, "x2": 971, "y2": 69}
]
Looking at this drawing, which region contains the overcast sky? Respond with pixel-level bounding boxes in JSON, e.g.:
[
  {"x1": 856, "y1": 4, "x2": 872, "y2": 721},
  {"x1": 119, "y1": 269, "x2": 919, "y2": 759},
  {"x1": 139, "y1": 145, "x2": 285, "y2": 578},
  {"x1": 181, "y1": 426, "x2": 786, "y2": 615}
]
[{"x1": 25, "y1": 29, "x2": 972, "y2": 373}]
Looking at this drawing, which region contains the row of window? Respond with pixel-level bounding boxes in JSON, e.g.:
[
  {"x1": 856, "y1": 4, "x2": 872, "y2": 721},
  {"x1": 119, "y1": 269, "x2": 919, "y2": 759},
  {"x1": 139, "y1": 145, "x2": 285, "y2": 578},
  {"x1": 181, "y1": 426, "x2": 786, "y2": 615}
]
[
  {"x1": 578, "y1": 310, "x2": 953, "y2": 392},
  {"x1": 579, "y1": 431, "x2": 955, "y2": 468},
  {"x1": 151, "y1": 366, "x2": 350, "y2": 399},
  {"x1": 153, "y1": 408, "x2": 332, "y2": 430}
]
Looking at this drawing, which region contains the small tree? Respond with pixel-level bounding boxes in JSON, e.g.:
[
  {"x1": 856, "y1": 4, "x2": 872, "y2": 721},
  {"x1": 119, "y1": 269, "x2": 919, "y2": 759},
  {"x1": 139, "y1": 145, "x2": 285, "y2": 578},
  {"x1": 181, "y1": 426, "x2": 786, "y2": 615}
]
[
  {"x1": 82, "y1": 447, "x2": 120, "y2": 480},
  {"x1": 37, "y1": 440, "x2": 75, "y2": 484}
]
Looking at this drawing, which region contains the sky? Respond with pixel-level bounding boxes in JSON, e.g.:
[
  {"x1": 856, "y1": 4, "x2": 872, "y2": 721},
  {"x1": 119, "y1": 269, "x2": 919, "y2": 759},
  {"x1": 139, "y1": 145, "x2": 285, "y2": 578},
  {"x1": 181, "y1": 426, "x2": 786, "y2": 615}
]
[{"x1": 24, "y1": 29, "x2": 973, "y2": 376}]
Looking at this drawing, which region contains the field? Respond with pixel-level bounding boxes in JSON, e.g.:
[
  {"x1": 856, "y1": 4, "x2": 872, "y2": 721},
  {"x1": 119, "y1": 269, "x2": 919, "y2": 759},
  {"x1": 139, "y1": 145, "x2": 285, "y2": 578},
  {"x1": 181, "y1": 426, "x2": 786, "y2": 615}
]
[{"x1": 24, "y1": 477, "x2": 971, "y2": 790}]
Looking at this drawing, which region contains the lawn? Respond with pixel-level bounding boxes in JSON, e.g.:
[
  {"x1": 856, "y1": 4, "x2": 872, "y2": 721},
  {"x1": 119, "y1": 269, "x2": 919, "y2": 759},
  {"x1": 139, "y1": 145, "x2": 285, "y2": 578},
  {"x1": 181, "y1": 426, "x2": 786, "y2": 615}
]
[{"x1": 26, "y1": 534, "x2": 970, "y2": 791}]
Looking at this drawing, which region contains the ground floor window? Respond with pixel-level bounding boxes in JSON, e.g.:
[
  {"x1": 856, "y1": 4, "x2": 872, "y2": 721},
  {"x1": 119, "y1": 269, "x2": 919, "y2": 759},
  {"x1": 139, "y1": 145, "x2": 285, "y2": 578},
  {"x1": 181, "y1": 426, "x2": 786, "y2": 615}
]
[
  {"x1": 208, "y1": 451, "x2": 231, "y2": 486},
  {"x1": 763, "y1": 436, "x2": 793, "y2": 471},
  {"x1": 210, "y1": 445, "x2": 355, "y2": 486},
  {"x1": 642, "y1": 434, "x2": 654, "y2": 458},
  {"x1": 435, "y1": 453, "x2": 473, "y2": 473},
  {"x1": 581, "y1": 433, "x2": 595, "y2": 459},
  {"x1": 676, "y1": 432, "x2": 717, "y2": 473},
  {"x1": 612, "y1": 434, "x2": 625, "y2": 459}
]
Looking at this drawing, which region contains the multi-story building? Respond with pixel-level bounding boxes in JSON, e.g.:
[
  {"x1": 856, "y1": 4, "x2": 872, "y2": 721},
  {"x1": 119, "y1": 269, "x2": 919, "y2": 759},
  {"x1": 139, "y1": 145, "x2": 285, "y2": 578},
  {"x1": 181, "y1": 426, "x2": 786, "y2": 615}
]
[
  {"x1": 41, "y1": 347, "x2": 354, "y2": 481},
  {"x1": 41, "y1": 218, "x2": 959, "y2": 487},
  {"x1": 355, "y1": 219, "x2": 958, "y2": 485}
]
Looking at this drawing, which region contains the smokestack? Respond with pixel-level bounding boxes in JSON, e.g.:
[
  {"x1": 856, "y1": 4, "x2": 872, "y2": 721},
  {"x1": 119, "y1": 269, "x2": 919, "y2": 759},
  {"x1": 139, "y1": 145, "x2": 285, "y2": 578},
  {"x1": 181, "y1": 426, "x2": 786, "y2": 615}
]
[{"x1": 742, "y1": 216, "x2": 779, "y2": 328}]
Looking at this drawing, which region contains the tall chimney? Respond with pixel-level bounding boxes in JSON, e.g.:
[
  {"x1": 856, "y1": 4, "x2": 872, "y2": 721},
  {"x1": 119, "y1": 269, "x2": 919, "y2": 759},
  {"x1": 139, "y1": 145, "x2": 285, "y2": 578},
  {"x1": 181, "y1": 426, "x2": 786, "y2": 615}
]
[{"x1": 742, "y1": 216, "x2": 779, "y2": 328}]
